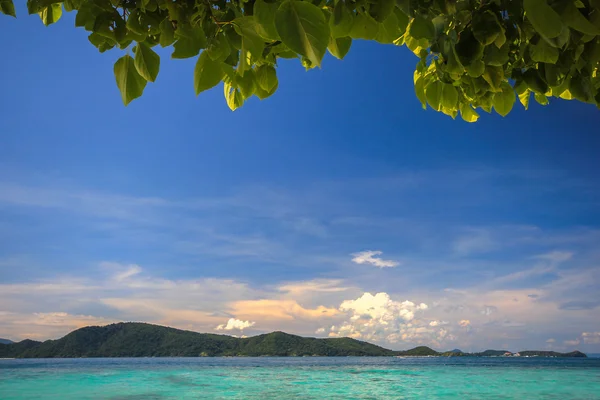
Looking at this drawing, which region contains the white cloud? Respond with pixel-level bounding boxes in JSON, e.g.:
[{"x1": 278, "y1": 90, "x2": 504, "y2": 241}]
[
  {"x1": 326, "y1": 292, "x2": 437, "y2": 344},
  {"x1": 582, "y1": 332, "x2": 600, "y2": 344},
  {"x1": 113, "y1": 264, "x2": 143, "y2": 282},
  {"x1": 458, "y1": 319, "x2": 471, "y2": 327},
  {"x1": 546, "y1": 338, "x2": 555, "y2": 343},
  {"x1": 350, "y1": 251, "x2": 399, "y2": 268},
  {"x1": 534, "y1": 251, "x2": 573, "y2": 264},
  {"x1": 216, "y1": 318, "x2": 255, "y2": 331},
  {"x1": 564, "y1": 339, "x2": 581, "y2": 346},
  {"x1": 315, "y1": 327, "x2": 326, "y2": 334}
]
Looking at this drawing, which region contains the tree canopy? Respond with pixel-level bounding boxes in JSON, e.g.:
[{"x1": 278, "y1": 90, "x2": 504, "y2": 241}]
[{"x1": 3, "y1": 0, "x2": 600, "y2": 121}]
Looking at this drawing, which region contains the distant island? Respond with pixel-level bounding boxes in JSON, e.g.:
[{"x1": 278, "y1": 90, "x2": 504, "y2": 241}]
[
  {"x1": 0, "y1": 338, "x2": 13, "y2": 345},
  {"x1": 0, "y1": 323, "x2": 587, "y2": 358}
]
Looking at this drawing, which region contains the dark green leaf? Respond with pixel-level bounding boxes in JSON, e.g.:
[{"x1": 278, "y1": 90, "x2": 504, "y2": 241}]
[
  {"x1": 369, "y1": 0, "x2": 395, "y2": 23},
  {"x1": 472, "y1": 10, "x2": 502, "y2": 45},
  {"x1": 0, "y1": 0, "x2": 16, "y2": 17},
  {"x1": 194, "y1": 52, "x2": 225, "y2": 95},
  {"x1": 408, "y1": 14, "x2": 435, "y2": 41},
  {"x1": 524, "y1": 0, "x2": 565, "y2": 39},
  {"x1": 330, "y1": 1, "x2": 354, "y2": 38},
  {"x1": 529, "y1": 39, "x2": 559, "y2": 63},
  {"x1": 275, "y1": 0, "x2": 329, "y2": 67},
  {"x1": 349, "y1": 13, "x2": 379, "y2": 40},
  {"x1": 159, "y1": 19, "x2": 175, "y2": 47},
  {"x1": 255, "y1": 0, "x2": 280, "y2": 40},
  {"x1": 172, "y1": 24, "x2": 207, "y2": 59}
]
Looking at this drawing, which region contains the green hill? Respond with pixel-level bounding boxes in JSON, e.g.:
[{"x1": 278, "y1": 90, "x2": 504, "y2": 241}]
[
  {"x1": 396, "y1": 346, "x2": 440, "y2": 356},
  {"x1": 0, "y1": 323, "x2": 409, "y2": 358},
  {"x1": 0, "y1": 323, "x2": 586, "y2": 358}
]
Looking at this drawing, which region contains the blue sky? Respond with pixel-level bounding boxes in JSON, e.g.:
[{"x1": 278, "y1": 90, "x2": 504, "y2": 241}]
[{"x1": 1, "y1": 4, "x2": 600, "y2": 352}]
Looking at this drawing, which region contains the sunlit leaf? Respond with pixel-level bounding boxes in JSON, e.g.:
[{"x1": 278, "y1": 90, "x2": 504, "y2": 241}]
[{"x1": 114, "y1": 55, "x2": 147, "y2": 106}]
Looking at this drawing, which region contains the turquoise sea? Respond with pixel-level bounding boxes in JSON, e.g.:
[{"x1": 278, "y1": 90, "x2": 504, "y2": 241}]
[{"x1": 1, "y1": 357, "x2": 599, "y2": 399}]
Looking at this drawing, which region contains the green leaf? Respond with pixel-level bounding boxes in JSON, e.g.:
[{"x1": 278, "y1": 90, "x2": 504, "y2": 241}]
[
  {"x1": 134, "y1": 42, "x2": 160, "y2": 82},
  {"x1": 0, "y1": 0, "x2": 16, "y2": 17},
  {"x1": 425, "y1": 80, "x2": 443, "y2": 111},
  {"x1": 482, "y1": 65, "x2": 504, "y2": 92},
  {"x1": 330, "y1": 1, "x2": 354, "y2": 38},
  {"x1": 569, "y1": 75, "x2": 594, "y2": 102},
  {"x1": 27, "y1": 0, "x2": 62, "y2": 14},
  {"x1": 493, "y1": 82, "x2": 516, "y2": 116},
  {"x1": 172, "y1": 24, "x2": 207, "y2": 59},
  {"x1": 275, "y1": 0, "x2": 330, "y2": 67},
  {"x1": 529, "y1": 39, "x2": 559, "y2": 63},
  {"x1": 236, "y1": 69, "x2": 257, "y2": 98},
  {"x1": 472, "y1": 10, "x2": 503, "y2": 45},
  {"x1": 224, "y1": 80, "x2": 245, "y2": 111},
  {"x1": 455, "y1": 30, "x2": 484, "y2": 65},
  {"x1": 369, "y1": 0, "x2": 395, "y2": 23},
  {"x1": 408, "y1": 14, "x2": 435, "y2": 41},
  {"x1": 524, "y1": 0, "x2": 565, "y2": 39},
  {"x1": 523, "y1": 68, "x2": 549, "y2": 94},
  {"x1": 534, "y1": 92, "x2": 549, "y2": 105},
  {"x1": 375, "y1": 12, "x2": 401, "y2": 44},
  {"x1": 459, "y1": 103, "x2": 479, "y2": 122},
  {"x1": 349, "y1": 13, "x2": 379, "y2": 40},
  {"x1": 256, "y1": 65, "x2": 278, "y2": 92},
  {"x1": 465, "y1": 60, "x2": 485, "y2": 77},
  {"x1": 126, "y1": 10, "x2": 147, "y2": 37},
  {"x1": 233, "y1": 17, "x2": 266, "y2": 62},
  {"x1": 194, "y1": 52, "x2": 225, "y2": 95},
  {"x1": 484, "y1": 43, "x2": 509, "y2": 66},
  {"x1": 254, "y1": 0, "x2": 280, "y2": 40},
  {"x1": 255, "y1": 80, "x2": 279, "y2": 100},
  {"x1": 562, "y1": 2, "x2": 600, "y2": 35},
  {"x1": 207, "y1": 35, "x2": 231, "y2": 62},
  {"x1": 328, "y1": 36, "x2": 352, "y2": 59},
  {"x1": 114, "y1": 55, "x2": 147, "y2": 106},
  {"x1": 441, "y1": 83, "x2": 458, "y2": 109},
  {"x1": 63, "y1": 0, "x2": 81, "y2": 12},
  {"x1": 414, "y1": 74, "x2": 427, "y2": 110},
  {"x1": 518, "y1": 89, "x2": 531, "y2": 110},
  {"x1": 159, "y1": 19, "x2": 175, "y2": 47},
  {"x1": 38, "y1": 3, "x2": 62, "y2": 26}
]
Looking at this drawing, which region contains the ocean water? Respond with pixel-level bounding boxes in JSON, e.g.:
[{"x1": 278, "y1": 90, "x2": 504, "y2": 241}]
[{"x1": 1, "y1": 357, "x2": 599, "y2": 399}]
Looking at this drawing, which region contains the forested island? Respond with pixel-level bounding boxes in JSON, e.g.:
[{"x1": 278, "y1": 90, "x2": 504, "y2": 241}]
[{"x1": 0, "y1": 323, "x2": 587, "y2": 358}]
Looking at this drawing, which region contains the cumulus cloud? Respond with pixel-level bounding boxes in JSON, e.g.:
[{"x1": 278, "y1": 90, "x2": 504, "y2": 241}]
[
  {"x1": 582, "y1": 332, "x2": 600, "y2": 344},
  {"x1": 351, "y1": 251, "x2": 399, "y2": 268},
  {"x1": 458, "y1": 320, "x2": 471, "y2": 327},
  {"x1": 546, "y1": 338, "x2": 555, "y2": 343},
  {"x1": 315, "y1": 327, "x2": 326, "y2": 334},
  {"x1": 325, "y1": 292, "x2": 438, "y2": 344},
  {"x1": 564, "y1": 339, "x2": 581, "y2": 346},
  {"x1": 216, "y1": 318, "x2": 255, "y2": 331}
]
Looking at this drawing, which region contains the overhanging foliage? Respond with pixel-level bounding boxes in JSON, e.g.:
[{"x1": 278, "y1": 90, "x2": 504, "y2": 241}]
[{"x1": 3, "y1": 0, "x2": 600, "y2": 121}]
